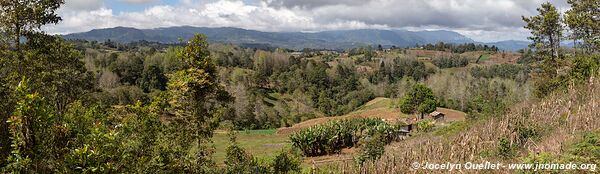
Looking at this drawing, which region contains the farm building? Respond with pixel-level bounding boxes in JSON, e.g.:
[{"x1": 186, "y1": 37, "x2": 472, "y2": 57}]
[{"x1": 428, "y1": 111, "x2": 445, "y2": 122}]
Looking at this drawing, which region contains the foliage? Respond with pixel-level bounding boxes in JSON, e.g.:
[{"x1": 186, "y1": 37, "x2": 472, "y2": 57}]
[
  {"x1": 271, "y1": 149, "x2": 302, "y2": 174},
  {"x1": 289, "y1": 118, "x2": 404, "y2": 157},
  {"x1": 564, "y1": 0, "x2": 600, "y2": 52},
  {"x1": 223, "y1": 132, "x2": 270, "y2": 174},
  {"x1": 497, "y1": 137, "x2": 514, "y2": 159},
  {"x1": 465, "y1": 80, "x2": 509, "y2": 119},
  {"x1": 355, "y1": 134, "x2": 386, "y2": 165},
  {"x1": 421, "y1": 42, "x2": 499, "y2": 53},
  {"x1": 569, "y1": 55, "x2": 599, "y2": 83},
  {"x1": 23, "y1": 34, "x2": 94, "y2": 112},
  {"x1": 471, "y1": 64, "x2": 530, "y2": 83},
  {"x1": 432, "y1": 55, "x2": 469, "y2": 68},
  {"x1": 0, "y1": 0, "x2": 63, "y2": 51},
  {"x1": 138, "y1": 64, "x2": 168, "y2": 92},
  {"x1": 522, "y1": 2, "x2": 563, "y2": 60},
  {"x1": 155, "y1": 34, "x2": 231, "y2": 171},
  {"x1": 109, "y1": 53, "x2": 144, "y2": 85},
  {"x1": 534, "y1": 75, "x2": 568, "y2": 98},
  {"x1": 399, "y1": 84, "x2": 437, "y2": 118},
  {"x1": 534, "y1": 55, "x2": 598, "y2": 97},
  {"x1": 4, "y1": 78, "x2": 49, "y2": 172},
  {"x1": 222, "y1": 132, "x2": 301, "y2": 174},
  {"x1": 415, "y1": 119, "x2": 435, "y2": 132},
  {"x1": 566, "y1": 130, "x2": 600, "y2": 165}
]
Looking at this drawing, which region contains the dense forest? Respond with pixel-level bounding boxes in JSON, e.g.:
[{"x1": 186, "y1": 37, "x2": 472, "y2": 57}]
[{"x1": 0, "y1": 0, "x2": 599, "y2": 173}]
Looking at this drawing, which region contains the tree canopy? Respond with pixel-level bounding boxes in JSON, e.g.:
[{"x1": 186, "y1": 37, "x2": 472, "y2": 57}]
[{"x1": 399, "y1": 84, "x2": 438, "y2": 119}]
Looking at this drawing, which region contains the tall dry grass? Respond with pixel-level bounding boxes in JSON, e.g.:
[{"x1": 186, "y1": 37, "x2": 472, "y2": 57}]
[{"x1": 322, "y1": 77, "x2": 599, "y2": 173}]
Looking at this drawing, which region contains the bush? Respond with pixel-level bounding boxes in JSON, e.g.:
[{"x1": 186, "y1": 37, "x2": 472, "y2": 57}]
[
  {"x1": 470, "y1": 64, "x2": 530, "y2": 82},
  {"x1": 224, "y1": 132, "x2": 270, "y2": 174},
  {"x1": 432, "y1": 56, "x2": 469, "y2": 68},
  {"x1": 415, "y1": 119, "x2": 435, "y2": 132},
  {"x1": 355, "y1": 134, "x2": 386, "y2": 165},
  {"x1": 271, "y1": 149, "x2": 302, "y2": 174},
  {"x1": 497, "y1": 137, "x2": 514, "y2": 159},
  {"x1": 570, "y1": 55, "x2": 599, "y2": 83}
]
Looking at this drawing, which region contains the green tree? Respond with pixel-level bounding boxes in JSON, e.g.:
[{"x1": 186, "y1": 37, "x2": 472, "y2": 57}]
[
  {"x1": 23, "y1": 34, "x2": 94, "y2": 112},
  {"x1": 565, "y1": 0, "x2": 600, "y2": 52},
  {"x1": 110, "y1": 54, "x2": 144, "y2": 85},
  {"x1": 522, "y1": 2, "x2": 563, "y2": 61},
  {"x1": 161, "y1": 34, "x2": 231, "y2": 171},
  {"x1": 399, "y1": 84, "x2": 437, "y2": 119},
  {"x1": 138, "y1": 65, "x2": 168, "y2": 92},
  {"x1": 1, "y1": 32, "x2": 93, "y2": 168},
  {"x1": 0, "y1": 0, "x2": 63, "y2": 52}
]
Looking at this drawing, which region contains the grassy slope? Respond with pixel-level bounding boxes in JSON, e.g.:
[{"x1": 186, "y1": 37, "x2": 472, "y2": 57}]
[{"x1": 211, "y1": 129, "x2": 289, "y2": 164}]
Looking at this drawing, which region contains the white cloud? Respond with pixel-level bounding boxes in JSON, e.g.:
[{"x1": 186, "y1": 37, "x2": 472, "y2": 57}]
[
  {"x1": 61, "y1": 0, "x2": 103, "y2": 11},
  {"x1": 119, "y1": 0, "x2": 157, "y2": 4},
  {"x1": 44, "y1": 0, "x2": 573, "y2": 42}
]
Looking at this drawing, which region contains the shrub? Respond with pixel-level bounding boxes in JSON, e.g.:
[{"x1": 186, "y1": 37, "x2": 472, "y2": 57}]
[
  {"x1": 497, "y1": 137, "x2": 514, "y2": 159},
  {"x1": 415, "y1": 119, "x2": 435, "y2": 132},
  {"x1": 271, "y1": 149, "x2": 302, "y2": 174},
  {"x1": 570, "y1": 55, "x2": 599, "y2": 83},
  {"x1": 355, "y1": 134, "x2": 386, "y2": 165},
  {"x1": 224, "y1": 132, "x2": 270, "y2": 174}
]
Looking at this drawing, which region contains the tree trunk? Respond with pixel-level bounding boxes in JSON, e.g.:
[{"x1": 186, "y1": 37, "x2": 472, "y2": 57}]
[
  {"x1": 550, "y1": 35, "x2": 555, "y2": 60},
  {"x1": 15, "y1": 22, "x2": 21, "y2": 53}
]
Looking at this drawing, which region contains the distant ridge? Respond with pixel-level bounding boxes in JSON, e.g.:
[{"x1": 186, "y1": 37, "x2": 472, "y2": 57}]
[{"x1": 63, "y1": 26, "x2": 527, "y2": 51}]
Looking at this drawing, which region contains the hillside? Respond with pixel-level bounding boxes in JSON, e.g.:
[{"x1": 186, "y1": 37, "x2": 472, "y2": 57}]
[
  {"x1": 276, "y1": 97, "x2": 466, "y2": 134},
  {"x1": 323, "y1": 78, "x2": 600, "y2": 173},
  {"x1": 62, "y1": 26, "x2": 494, "y2": 50}
]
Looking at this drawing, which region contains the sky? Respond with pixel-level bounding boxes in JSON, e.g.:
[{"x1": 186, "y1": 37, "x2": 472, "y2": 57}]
[{"x1": 44, "y1": 0, "x2": 571, "y2": 42}]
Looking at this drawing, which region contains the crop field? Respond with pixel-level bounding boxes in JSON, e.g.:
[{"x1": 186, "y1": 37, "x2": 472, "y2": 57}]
[
  {"x1": 277, "y1": 97, "x2": 407, "y2": 134},
  {"x1": 211, "y1": 129, "x2": 290, "y2": 164}
]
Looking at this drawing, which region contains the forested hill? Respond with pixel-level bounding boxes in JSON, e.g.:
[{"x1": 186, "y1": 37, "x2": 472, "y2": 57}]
[{"x1": 62, "y1": 26, "x2": 492, "y2": 50}]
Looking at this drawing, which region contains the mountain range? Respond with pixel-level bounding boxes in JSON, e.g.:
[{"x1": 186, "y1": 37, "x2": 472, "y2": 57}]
[{"x1": 62, "y1": 26, "x2": 530, "y2": 51}]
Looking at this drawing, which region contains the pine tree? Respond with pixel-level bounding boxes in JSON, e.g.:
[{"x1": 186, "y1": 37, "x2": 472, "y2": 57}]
[
  {"x1": 522, "y1": 2, "x2": 563, "y2": 61},
  {"x1": 565, "y1": 0, "x2": 600, "y2": 52}
]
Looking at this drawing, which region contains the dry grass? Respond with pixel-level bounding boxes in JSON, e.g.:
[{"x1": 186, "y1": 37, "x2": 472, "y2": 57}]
[
  {"x1": 326, "y1": 78, "x2": 600, "y2": 173},
  {"x1": 483, "y1": 52, "x2": 521, "y2": 64}
]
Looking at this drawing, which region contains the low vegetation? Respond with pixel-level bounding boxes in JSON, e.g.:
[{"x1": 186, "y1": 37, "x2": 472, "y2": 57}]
[{"x1": 289, "y1": 118, "x2": 404, "y2": 157}]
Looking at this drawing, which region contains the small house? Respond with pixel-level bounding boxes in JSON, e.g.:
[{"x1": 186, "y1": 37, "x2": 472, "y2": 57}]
[{"x1": 428, "y1": 111, "x2": 445, "y2": 122}]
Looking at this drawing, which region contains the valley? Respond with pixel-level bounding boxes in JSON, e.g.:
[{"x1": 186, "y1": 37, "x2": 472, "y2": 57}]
[{"x1": 0, "y1": 0, "x2": 598, "y2": 173}]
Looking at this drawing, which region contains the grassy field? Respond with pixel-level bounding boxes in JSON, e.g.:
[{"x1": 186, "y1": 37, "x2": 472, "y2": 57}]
[
  {"x1": 354, "y1": 97, "x2": 393, "y2": 111},
  {"x1": 211, "y1": 129, "x2": 290, "y2": 164},
  {"x1": 478, "y1": 54, "x2": 490, "y2": 62}
]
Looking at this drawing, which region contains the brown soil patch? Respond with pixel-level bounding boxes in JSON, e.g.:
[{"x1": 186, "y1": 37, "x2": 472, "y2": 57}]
[
  {"x1": 304, "y1": 148, "x2": 357, "y2": 166},
  {"x1": 407, "y1": 49, "x2": 451, "y2": 58},
  {"x1": 436, "y1": 107, "x2": 466, "y2": 122},
  {"x1": 484, "y1": 52, "x2": 521, "y2": 64}
]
